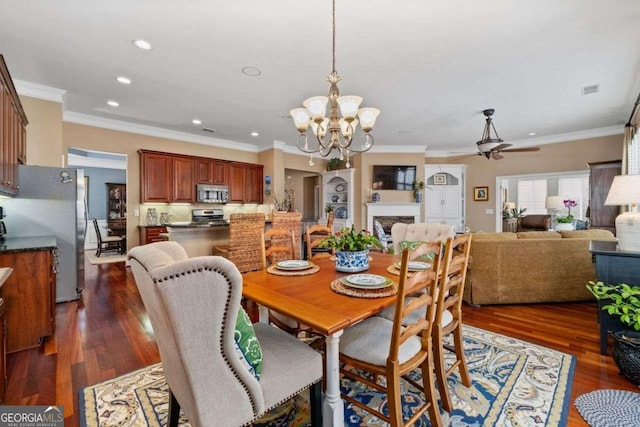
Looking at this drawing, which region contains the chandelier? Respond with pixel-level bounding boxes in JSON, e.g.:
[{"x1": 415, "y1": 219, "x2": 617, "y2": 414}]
[{"x1": 290, "y1": 0, "x2": 380, "y2": 167}]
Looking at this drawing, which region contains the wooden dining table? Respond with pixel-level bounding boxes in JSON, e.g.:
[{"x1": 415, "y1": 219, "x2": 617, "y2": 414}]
[{"x1": 242, "y1": 251, "x2": 403, "y2": 427}]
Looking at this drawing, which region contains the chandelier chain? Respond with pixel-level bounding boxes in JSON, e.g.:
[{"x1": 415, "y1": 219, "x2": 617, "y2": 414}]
[{"x1": 332, "y1": 0, "x2": 336, "y2": 74}]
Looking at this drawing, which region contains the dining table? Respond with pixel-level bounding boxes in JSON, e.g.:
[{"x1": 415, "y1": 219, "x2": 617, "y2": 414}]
[{"x1": 242, "y1": 251, "x2": 405, "y2": 427}]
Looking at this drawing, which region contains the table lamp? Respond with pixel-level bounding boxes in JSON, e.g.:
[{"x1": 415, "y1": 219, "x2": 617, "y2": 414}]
[
  {"x1": 545, "y1": 196, "x2": 564, "y2": 228},
  {"x1": 604, "y1": 174, "x2": 640, "y2": 252}
]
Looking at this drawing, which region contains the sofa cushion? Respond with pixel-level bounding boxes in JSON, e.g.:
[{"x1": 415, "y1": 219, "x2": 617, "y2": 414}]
[
  {"x1": 517, "y1": 231, "x2": 562, "y2": 239},
  {"x1": 471, "y1": 232, "x2": 518, "y2": 241},
  {"x1": 558, "y1": 229, "x2": 616, "y2": 240},
  {"x1": 234, "y1": 307, "x2": 263, "y2": 380}
]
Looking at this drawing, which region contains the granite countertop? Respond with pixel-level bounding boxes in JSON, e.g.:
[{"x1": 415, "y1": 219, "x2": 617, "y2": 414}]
[{"x1": 0, "y1": 236, "x2": 58, "y2": 253}]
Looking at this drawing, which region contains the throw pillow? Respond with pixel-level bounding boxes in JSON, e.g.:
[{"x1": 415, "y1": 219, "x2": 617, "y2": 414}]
[
  {"x1": 234, "y1": 307, "x2": 263, "y2": 380},
  {"x1": 373, "y1": 220, "x2": 389, "y2": 250},
  {"x1": 399, "y1": 240, "x2": 435, "y2": 260}
]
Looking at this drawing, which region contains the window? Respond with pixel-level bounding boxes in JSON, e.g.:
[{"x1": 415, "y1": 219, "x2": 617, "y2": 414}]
[
  {"x1": 629, "y1": 130, "x2": 640, "y2": 175},
  {"x1": 558, "y1": 176, "x2": 589, "y2": 220},
  {"x1": 517, "y1": 179, "x2": 547, "y2": 214}
]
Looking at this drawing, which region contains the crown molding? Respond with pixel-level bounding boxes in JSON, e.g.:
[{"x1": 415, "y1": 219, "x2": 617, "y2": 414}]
[
  {"x1": 67, "y1": 152, "x2": 127, "y2": 170},
  {"x1": 14, "y1": 79, "x2": 66, "y2": 103},
  {"x1": 259, "y1": 140, "x2": 288, "y2": 153},
  {"x1": 63, "y1": 111, "x2": 259, "y2": 153}
]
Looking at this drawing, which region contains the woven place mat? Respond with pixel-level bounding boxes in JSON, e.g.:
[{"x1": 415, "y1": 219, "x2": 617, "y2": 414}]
[
  {"x1": 385, "y1": 264, "x2": 416, "y2": 277},
  {"x1": 267, "y1": 264, "x2": 320, "y2": 276},
  {"x1": 330, "y1": 279, "x2": 398, "y2": 298}
]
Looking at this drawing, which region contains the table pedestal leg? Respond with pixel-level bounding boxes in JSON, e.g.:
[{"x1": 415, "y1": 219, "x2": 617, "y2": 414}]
[
  {"x1": 323, "y1": 330, "x2": 344, "y2": 427},
  {"x1": 258, "y1": 305, "x2": 270, "y2": 323}
]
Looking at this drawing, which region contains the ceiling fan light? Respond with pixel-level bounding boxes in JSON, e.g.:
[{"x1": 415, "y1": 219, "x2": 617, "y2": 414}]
[
  {"x1": 358, "y1": 108, "x2": 380, "y2": 131},
  {"x1": 290, "y1": 108, "x2": 311, "y2": 132},
  {"x1": 477, "y1": 141, "x2": 500, "y2": 152},
  {"x1": 303, "y1": 96, "x2": 328, "y2": 120},
  {"x1": 337, "y1": 95, "x2": 363, "y2": 119}
]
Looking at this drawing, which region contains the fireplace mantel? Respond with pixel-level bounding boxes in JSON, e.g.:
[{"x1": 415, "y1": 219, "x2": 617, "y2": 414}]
[{"x1": 366, "y1": 203, "x2": 422, "y2": 232}]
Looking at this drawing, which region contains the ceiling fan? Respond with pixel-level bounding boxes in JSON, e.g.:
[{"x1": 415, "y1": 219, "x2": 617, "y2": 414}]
[{"x1": 455, "y1": 109, "x2": 541, "y2": 160}]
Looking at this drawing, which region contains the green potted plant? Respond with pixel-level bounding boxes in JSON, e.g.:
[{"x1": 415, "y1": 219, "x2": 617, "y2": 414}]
[
  {"x1": 325, "y1": 204, "x2": 334, "y2": 213},
  {"x1": 326, "y1": 157, "x2": 345, "y2": 171},
  {"x1": 412, "y1": 180, "x2": 425, "y2": 203},
  {"x1": 587, "y1": 281, "x2": 640, "y2": 384},
  {"x1": 319, "y1": 226, "x2": 381, "y2": 272},
  {"x1": 555, "y1": 199, "x2": 577, "y2": 230}
]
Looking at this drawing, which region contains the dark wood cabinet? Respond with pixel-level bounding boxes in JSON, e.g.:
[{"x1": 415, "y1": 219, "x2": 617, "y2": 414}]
[
  {"x1": 588, "y1": 160, "x2": 621, "y2": 233},
  {"x1": 139, "y1": 151, "x2": 195, "y2": 203},
  {"x1": 107, "y1": 183, "x2": 127, "y2": 237},
  {"x1": 0, "y1": 249, "x2": 55, "y2": 353},
  {"x1": 139, "y1": 226, "x2": 167, "y2": 244},
  {"x1": 197, "y1": 159, "x2": 228, "y2": 185},
  {"x1": 229, "y1": 162, "x2": 263, "y2": 203},
  {"x1": 0, "y1": 55, "x2": 28, "y2": 197}
]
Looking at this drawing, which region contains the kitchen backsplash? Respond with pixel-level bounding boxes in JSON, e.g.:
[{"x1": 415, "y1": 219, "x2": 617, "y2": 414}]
[{"x1": 139, "y1": 203, "x2": 275, "y2": 225}]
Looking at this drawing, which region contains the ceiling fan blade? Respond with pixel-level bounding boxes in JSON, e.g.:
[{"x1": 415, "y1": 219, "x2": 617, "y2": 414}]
[
  {"x1": 492, "y1": 143, "x2": 512, "y2": 152},
  {"x1": 450, "y1": 153, "x2": 481, "y2": 161},
  {"x1": 491, "y1": 152, "x2": 504, "y2": 160},
  {"x1": 500, "y1": 146, "x2": 541, "y2": 153}
]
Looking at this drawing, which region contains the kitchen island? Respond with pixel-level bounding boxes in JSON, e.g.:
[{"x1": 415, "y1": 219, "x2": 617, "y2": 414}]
[{"x1": 164, "y1": 223, "x2": 230, "y2": 257}]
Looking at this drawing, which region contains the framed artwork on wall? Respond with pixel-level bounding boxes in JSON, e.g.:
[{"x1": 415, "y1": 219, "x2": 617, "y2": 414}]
[
  {"x1": 474, "y1": 186, "x2": 489, "y2": 201},
  {"x1": 433, "y1": 173, "x2": 447, "y2": 185}
]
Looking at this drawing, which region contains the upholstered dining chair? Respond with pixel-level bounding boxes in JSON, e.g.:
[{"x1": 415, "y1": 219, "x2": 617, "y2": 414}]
[
  {"x1": 92, "y1": 218, "x2": 125, "y2": 256},
  {"x1": 338, "y1": 241, "x2": 445, "y2": 427},
  {"x1": 271, "y1": 211, "x2": 302, "y2": 260},
  {"x1": 390, "y1": 222, "x2": 455, "y2": 255},
  {"x1": 128, "y1": 241, "x2": 323, "y2": 427},
  {"x1": 212, "y1": 213, "x2": 265, "y2": 273},
  {"x1": 305, "y1": 224, "x2": 333, "y2": 260}
]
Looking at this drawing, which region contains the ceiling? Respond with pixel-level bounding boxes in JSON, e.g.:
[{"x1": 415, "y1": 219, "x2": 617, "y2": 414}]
[{"x1": 2, "y1": 0, "x2": 639, "y2": 156}]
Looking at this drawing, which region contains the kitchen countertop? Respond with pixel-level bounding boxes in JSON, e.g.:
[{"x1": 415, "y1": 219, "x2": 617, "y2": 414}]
[{"x1": 0, "y1": 236, "x2": 58, "y2": 253}]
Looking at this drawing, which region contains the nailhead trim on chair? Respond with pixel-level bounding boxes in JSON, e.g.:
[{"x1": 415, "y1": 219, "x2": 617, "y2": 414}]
[{"x1": 153, "y1": 266, "x2": 261, "y2": 421}]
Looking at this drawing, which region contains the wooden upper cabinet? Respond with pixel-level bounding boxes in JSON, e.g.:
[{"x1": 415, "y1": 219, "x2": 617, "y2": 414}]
[
  {"x1": 0, "y1": 55, "x2": 28, "y2": 197},
  {"x1": 173, "y1": 157, "x2": 195, "y2": 202},
  {"x1": 140, "y1": 151, "x2": 173, "y2": 202},
  {"x1": 197, "y1": 159, "x2": 228, "y2": 185},
  {"x1": 588, "y1": 160, "x2": 622, "y2": 233},
  {"x1": 229, "y1": 162, "x2": 263, "y2": 203}
]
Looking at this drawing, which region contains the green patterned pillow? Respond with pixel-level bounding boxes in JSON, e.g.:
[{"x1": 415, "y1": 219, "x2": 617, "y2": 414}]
[
  {"x1": 399, "y1": 240, "x2": 435, "y2": 261},
  {"x1": 234, "y1": 308, "x2": 263, "y2": 380}
]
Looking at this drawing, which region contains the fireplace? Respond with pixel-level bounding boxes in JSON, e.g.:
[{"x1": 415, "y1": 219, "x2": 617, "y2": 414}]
[
  {"x1": 373, "y1": 216, "x2": 415, "y2": 236},
  {"x1": 366, "y1": 203, "x2": 422, "y2": 237}
]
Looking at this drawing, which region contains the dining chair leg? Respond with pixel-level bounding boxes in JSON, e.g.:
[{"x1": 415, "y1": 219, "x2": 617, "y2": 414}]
[
  {"x1": 168, "y1": 388, "x2": 180, "y2": 427},
  {"x1": 386, "y1": 364, "x2": 403, "y2": 427},
  {"x1": 433, "y1": 327, "x2": 453, "y2": 412},
  {"x1": 421, "y1": 352, "x2": 443, "y2": 427},
  {"x1": 309, "y1": 381, "x2": 323, "y2": 426},
  {"x1": 453, "y1": 327, "x2": 472, "y2": 386}
]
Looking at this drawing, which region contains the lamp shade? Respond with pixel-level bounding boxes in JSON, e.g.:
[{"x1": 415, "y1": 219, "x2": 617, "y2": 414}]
[
  {"x1": 604, "y1": 175, "x2": 640, "y2": 205},
  {"x1": 545, "y1": 196, "x2": 564, "y2": 209}
]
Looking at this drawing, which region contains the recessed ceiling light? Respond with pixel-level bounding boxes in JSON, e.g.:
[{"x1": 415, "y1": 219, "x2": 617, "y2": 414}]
[
  {"x1": 107, "y1": 100, "x2": 119, "y2": 107},
  {"x1": 528, "y1": 132, "x2": 537, "y2": 136},
  {"x1": 581, "y1": 84, "x2": 599, "y2": 95},
  {"x1": 116, "y1": 76, "x2": 132, "y2": 85},
  {"x1": 192, "y1": 119, "x2": 202, "y2": 125},
  {"x1": 251, "y1": 132, "x2": 259, "y2": 137},
  {"x1": 242, "y1": 66, "x2": 262, "y2": 77},
  {"x1": 132, "y1": 39, "x2": 153, "y2": 50}
]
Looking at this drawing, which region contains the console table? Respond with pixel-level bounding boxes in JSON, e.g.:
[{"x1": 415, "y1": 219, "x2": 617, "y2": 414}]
[{"x1": 589, "y1": 240, "x2": 640, "y2": 354}]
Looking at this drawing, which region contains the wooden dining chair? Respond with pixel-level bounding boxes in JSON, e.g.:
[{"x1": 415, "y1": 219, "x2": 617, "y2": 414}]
[
  {"x1": 263, "y1": 227, "x2": 296, "y2": 265},
  {"x1": 339, "y1": 241, "x2": 446, "y2": 427},
  {"x1": 92, "y1": 218, "x2": 125, "y2": 256},
  {"x1": 212, "y1": 213, "x2": 265, "y2": 273},
  {"x1": 305, "y1": 224, "x2": 333, "y2": 260},
  {"x1": 433, "y1": 233, "x2": 473, "y2": 412},
  {"x1": 271, "y1": 211, "x2": 302, "y2": 260}
]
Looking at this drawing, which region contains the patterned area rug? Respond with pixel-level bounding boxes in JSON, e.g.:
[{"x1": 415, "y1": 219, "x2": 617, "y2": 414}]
[
  {"x1": 574, "y1": 389, "x2": 640, "y2": 427},
  {"x1": 79, "y1": 325, "x2": 574, "y2": 427}
]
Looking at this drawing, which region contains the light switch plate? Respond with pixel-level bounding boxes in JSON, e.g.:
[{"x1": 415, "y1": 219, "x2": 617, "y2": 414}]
[
  {"x1": 134, "y1": 209, "x2": 140, "y2": 217},
  {"x1": 485, "y1": 209, "x2": 494, "y2": 214}
]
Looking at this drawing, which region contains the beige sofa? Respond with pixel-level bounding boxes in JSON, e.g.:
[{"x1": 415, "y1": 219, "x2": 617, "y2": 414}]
[{"x1": 464, "y1": 229, "x2": 616, "y2": 305}]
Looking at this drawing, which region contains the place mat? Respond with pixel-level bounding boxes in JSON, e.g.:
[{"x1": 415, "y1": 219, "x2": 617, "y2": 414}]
[
  {"x1": 330, "y1": 279, "x2": 397, "y2": 298},
  {"x1": 267, "y1": 264, "x2": 320, "y2": 276},
  {"x1": 385, "y1": 264, "x2": 416, "y2": 277}
]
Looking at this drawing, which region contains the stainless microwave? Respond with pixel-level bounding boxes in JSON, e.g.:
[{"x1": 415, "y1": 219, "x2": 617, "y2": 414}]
[{"x1": 197, "y1": 184, "x2": 229, "y2": 204}]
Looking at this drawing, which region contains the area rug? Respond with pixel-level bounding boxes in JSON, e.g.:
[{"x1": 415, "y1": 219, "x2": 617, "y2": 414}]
[
  {"x1": 86, "y1": 250, "x2": 127, "y2": 265},
  {"x1": 574, "y1": 389, "x2": 640, "y2": 427},
  {"x1": 79, "y1": 325, "x2": 575, "y2": 427}
]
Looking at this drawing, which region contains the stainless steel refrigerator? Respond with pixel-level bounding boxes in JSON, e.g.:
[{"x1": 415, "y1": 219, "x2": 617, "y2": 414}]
[{"x1": 2, "y1": 165, "x2": 86, "y2": 302}]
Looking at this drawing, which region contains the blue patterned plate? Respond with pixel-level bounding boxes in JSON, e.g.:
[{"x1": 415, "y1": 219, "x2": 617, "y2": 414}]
[
  {"x1": 275, "y1": 260, "x2": 314, "y2": 270},
  {"x1": 343, "y1": 274, "x2": 392, "y2": 290},
  {"x1": 394, "y1": 261, "x2": 431, "y2": 271}
]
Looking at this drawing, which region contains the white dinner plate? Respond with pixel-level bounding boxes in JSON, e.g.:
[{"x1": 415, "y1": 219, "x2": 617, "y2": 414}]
[
  {"x1": 394, "y1": 261, "x2": 431, "y2": 271},
  {"x1": 275, "y1": 260, "x2": 314, "y2": 270},
  {"x1": 342, "y1": 274, "x2": 393, "y2": 290}
]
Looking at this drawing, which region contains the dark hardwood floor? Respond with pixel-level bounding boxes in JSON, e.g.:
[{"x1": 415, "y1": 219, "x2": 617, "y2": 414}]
[{"x1": 5, "y1": 258, "x2": 637, "y2": 426}]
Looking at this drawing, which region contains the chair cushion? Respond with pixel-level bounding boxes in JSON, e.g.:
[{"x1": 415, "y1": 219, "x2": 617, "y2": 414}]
[
  {"x1": 341, "y1": 317, "x2": 421, "y2": 366},
  {"x1": 234, "y1": 308, "x2": 263, "y2": 380},
  {"x1": 399, "y1": 240, "x2": 436, "y2": 260},
  {"x1": 373, "y1": 220, "x2": 389, "y2": 249},
  {"x1": 377, "y1": 304, "x2": 453, "y2": 329}
]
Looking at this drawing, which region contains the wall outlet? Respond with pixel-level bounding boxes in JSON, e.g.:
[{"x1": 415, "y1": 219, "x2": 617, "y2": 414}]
[
  {"x1": 485, "y1": 209, "x2": 494, "y2": 214},
  {"x1": 134, "y1": 209, "x2": 140, "y2": 217}
]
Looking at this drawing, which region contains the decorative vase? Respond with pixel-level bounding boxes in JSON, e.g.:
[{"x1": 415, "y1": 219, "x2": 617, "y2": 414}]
[
  {"x1": 555, "y1": 222, "x2": 575, "y2": 231},
  {"x1": 414, "y1": 192, "x2": 423, "y2": 203},
  {"x1": 335, "y1": 249, "x2": 370, "y2": 273},
  {"x1": 146, "y1": 208, "x2": 158, "y2": 226}
]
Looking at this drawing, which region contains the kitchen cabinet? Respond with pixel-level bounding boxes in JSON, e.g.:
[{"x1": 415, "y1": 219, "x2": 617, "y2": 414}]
[
  {"x1": 0, "y1": 247, "x2": 56, "y2": 353},
  {"x1": 322, "y1": 168, "x2": 355, "y2": 231},
  {"x1": 139, "y1": 150, "x2": 196, "y2": 203},
  {"x1": 197, "y1": 159, "x2": 228, "y2": 185},
  {"x1": 228, "y1": 162, "x2": 263, "y2": 203},
  {"x1": 0, "y1": 55, "x2": 28, "y2": 197},
  {"x1": 139, "y1": 226, "x2": 168, "y2": 244},
  {"x1": 588, "y1": 160, "x2": 621, "y2": 233},
  {"x1": 424, "y1": 164, "x2": 467, "y2": 232}
]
